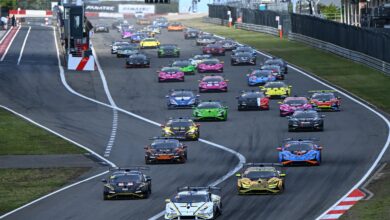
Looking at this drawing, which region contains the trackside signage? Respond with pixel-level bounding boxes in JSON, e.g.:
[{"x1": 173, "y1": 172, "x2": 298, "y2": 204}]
[
  {"x1": 118, "y1": 4, "x2": 155, "y2": 14},
  {"x1": 85, "y1": 4, "x2": 118, "y2": 13}
]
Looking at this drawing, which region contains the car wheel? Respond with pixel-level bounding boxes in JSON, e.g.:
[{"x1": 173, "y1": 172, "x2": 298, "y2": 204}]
[
  {"x1": 288, "y1": 127, "x2": 294, "y2": 132},
  {"x1": 103, "y1": 193, "x2": 110, "y2": 200},
  {"x1": 231, "y1": 61, "x2": 235, "y2": 66}
]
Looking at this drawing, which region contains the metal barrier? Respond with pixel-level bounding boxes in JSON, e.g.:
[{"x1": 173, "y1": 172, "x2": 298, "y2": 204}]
[
  {"x1": 202, "y1": 17, "x2": 229, "y2": 26},
  {"x1": 288, "y1": 33, "x2": 390, "y2": 75},
  {"x1": 235, "y1": 22, "x2": 279, "y2": 36}
]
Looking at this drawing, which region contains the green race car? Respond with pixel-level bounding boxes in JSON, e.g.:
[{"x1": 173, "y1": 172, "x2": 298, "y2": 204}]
[
  {"x1": 171, "y1": 60, "x2": 196, "y2": 75},
  {"x1": 193, "y1": 101, "x2": 228, "y2": 121},
  {"x1": 157, "y1": 44, "x2": 180, "y2": 58}
]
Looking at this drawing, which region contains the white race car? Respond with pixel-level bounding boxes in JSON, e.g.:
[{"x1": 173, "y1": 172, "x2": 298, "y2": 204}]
[{"x1": 165, "y1": 187, "x2": 222, "y2": 220}]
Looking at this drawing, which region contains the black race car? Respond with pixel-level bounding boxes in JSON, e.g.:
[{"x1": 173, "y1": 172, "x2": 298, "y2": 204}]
[
  {"x1": 144, "y1": 138, "x2": 187, "y2": 164},
  {"x1": 184, "y1": 28, "x2": 200, "y2": 39},
  {"x1": 287, "y1": 110, "x2": 324, "y2": 132},
  {"x1": 231, "y1": 52, "x2": 256, "y2": 65},
  {"x1": 94, "y1": 24, "x2": 109, "y2": 33},
  {"x1": 260, "y1": 64, "x2": 284, "y2": 80},
  {"x1": 216, "y1": 39, "x2": 237, "y2": 51},
  {"x1": 116, "y1": 45, "x2": 140, "y2": 58},
  {"x1": 126, "y1": 53, "x2": 150, "y2": 68},
  {"x1": 157, "y1": 44, "x2": 180, "y2": 58},
  {"x1": 232, "y1": 46, "x2": 257, "y2": 57},
  {"x1": 236, "y1": 90, "x2": 270, "y2": 111},
  {"x1": 102, "y1": 167, "x2": 152, "y2": 200},
  {"x1": 264, "y1": 57, "x2": 288, "y2": 74},
  {"x1": 161, "y1": 118, "x2": 200, "y2": 141}
]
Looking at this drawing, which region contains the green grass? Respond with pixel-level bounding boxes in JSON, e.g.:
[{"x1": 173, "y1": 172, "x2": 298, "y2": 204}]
[
  {"x1": 180, "y1": 19, "x2": 390, "y2": 113},
  {"x1": 0, "y1": 109, "x2": 86, "y2": 155},
  {"x1": 0, "y1": 168, "x2": 90, "y2": 214},
  {"x1": 340, "y1": 165, "x2": 390, "y2": 220}
]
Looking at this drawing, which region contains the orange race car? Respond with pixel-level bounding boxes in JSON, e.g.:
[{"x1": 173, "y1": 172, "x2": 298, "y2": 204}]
[
  {"x1": 167, "y1": 22, "x2": 185, "y2": 31},
  {"x1": 144, "y1": 137, "x2": 187, "y2": 164}
]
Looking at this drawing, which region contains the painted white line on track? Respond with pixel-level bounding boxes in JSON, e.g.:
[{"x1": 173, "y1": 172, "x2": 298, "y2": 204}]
[
  {"x1": 0, "y1": 28, "x2": 12, "y2": 44},
  {"x1": 17, "y1": 26, "x2": 31, "y2": 65},
  {"x1": 0, "y1": 25, "x2": 21, "y2": 61}
]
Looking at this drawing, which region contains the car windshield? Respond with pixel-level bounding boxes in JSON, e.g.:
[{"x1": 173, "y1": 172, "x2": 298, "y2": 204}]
[
  {"x1": 162, "y1": 67, "x2": 180, "y2": 72},
  {"x1": 160, "y1": 45, "x2": 177, "y2": 49},
  {"x1": 312, "y1": 93, "x2": 335, "y2": 100},
  {"x1": 265, "y1": 60, "x2": 284, "y2": 65},
  {"x1": 130, "y1": 55, "x2": 146, "y2": 59},
  {"x1": 285, "y1": 142, "x2": 313, "y2": 151},
  {"x1": 293, "y1": 112, "x2": 318, "y2": 118},
  {"x1": 112, "y1": 174, "x2": 142, "y2": 183},
  {"x1": 171, "y1": 91, "x2": 194, "y2": 97},
  {"x1": 206, "y1": 44, "x2": 220, "y2": 48},
  {"x1": 193, "y1": 55, "x2": 211, "y2": 59},
  {"x1": 172, "y1": 194, "x2": 209, "y2": 203},
  {"x1": 235, "y1": 52, "x2": 252, "y2": 57},
  {"x1": 252, "y1": 70, "x2": 272, "y2": 77},
  {"x1": 244, "y1": 171, "x2": 277, "y2": 179},
  {"x1": 197, "y1": 102, "x2": 222, "y2": 109},
  {"x1": 285, "y1": 99, "x2": 307, "y2": 105},
  {"x1": 172, "y1": 61, "x2": 190, "y2": 67},
  {"x1": 236, "y1": 48, "x2": 252, "y2": 52},
  {"x1": 144, "y1": 38, "x2": 156, "y2": 42},
  {"x1": 242, "y1": 92, "x2": 265, "y2": 98},
  {"x1": 264, "y1": 82, "x2": 286, "y2": 88},
  {"x1": 114, "y1": 42, "x2": 129, "y2": 46},
  {"x1": 200, "y1": 36, "x2": 213, "y2": 39},
  {"x1": 151, "y1": 140, "x2": 179, "y2": 148},
  {"x1": 203, "y1": 77, "x2": 223, "y2": 82},
  {"x1": 168, "y1": 120, "x2": 193, "y2": 127},
  {"x1": 202, "y1": 60, "x2": 218, "y2": 65},
  {"x1": 261, "y1": 65, "x2": 280, "y2": 71}
]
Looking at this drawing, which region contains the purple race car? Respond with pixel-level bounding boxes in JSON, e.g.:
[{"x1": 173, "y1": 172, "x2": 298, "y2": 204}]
[
  {"x1": 279, "y1": 97, "x2": 312, "y2": 117},
  {"x1": 198, "y1": 75, "x2": 228, "y2": 92},
  {"x1": 121, "y1": 27, "x2": 135, "y2": 39},
  {"x1": 158, "y1": 67, "x2": 185, "y2": 82},
  {"x1": 197, "y1": 59, "x2": 224, "y2": 73}
]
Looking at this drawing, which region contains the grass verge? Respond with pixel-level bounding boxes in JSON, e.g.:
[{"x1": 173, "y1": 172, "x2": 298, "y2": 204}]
[
  {"x1": 340, "y1": 164, "x2": 390, "y2": 220},
  {"x1": 0, "y1": 109, "x2": 86, "y2": 155},
  {"x1": 0, "y1": 168, "x2": 90, "y2": 214},
  {"x1": 179, "y1": 18, "x2": 390, "y2": 113}
]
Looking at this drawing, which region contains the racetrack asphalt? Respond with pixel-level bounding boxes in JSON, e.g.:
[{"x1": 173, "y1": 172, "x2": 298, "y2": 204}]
[{"x1": 0, "y1": 20, "x2": 388, "y2": 220}]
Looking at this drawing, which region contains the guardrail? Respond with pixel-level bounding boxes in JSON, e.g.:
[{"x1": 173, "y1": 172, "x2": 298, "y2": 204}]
[
  {"x1": 202, "y1": 17, "x2": 229, "y2": 26},
  {"x1": 288, "y1": 33, "x2": 390, "y2": 75},
  {"x1": 235, "y1": 23, "x2": 279, "y2": 37}
]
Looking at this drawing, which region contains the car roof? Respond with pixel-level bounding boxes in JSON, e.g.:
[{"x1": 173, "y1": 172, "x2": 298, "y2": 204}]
[
  {"x1": 244, "y1": 166, "x2": 276, "y2": 173},
  {"x1": 202, "y1": 75, "x2": 223, "y2": 79},
  {"x1": 284, "y1": 97, "x2": 307, "y2": 101}
]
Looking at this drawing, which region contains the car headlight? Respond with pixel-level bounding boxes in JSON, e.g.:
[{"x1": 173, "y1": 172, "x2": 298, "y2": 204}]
[
  {"x1": 197, "y1": 205, "x2": 213, "y2": 216},
  {"x1": 188, "y1": 99, "x2": 195, "y2": 104},
  {"x1": 187, "y1": 128, "x2": 196, "y2": 134},
  {"x1": 170, "y1": 99, "x2": 178, "y2": 105},
  {"x1": 240, "y1": 101, "x2": 247, "y2": 105},
  {"x1": 166, "y1": 205, "x2": 179, "y2": 218}
]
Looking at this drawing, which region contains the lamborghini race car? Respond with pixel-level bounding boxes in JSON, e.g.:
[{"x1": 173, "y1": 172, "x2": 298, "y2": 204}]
[
  {"x1": 198, "y1": 75, "x2": 228, "y2": 92},
  {"x1": 167, "y1": 22, "x2": 185, "y2": 31},
  {"x1": 197, "y1": 59, "x2": 224, "y2": 73},
  {"x1": 144, "y1": 137, "x2": 187, "y2": 164},
  {"x1": 247, "y1": 69, "x2": 276, "y2": 86},
  {"x1": 236, "y1": 163, "x2": 286, "y2": 194},
  {"x1": 287, "y1": 110, "x2": 325, "y2": 132},
  {"x1": 121, "y1": 27, "x2": 135, "y2": 39},
  {"x1": 279, "y1": 96, "x2": 312, "y2": 117},
  {"x1": 140, "y1": 38, "x2": 160, "y2": 49},
  {"x1": 153, "y1": 17, "x2": 168, "y2": 28},
  {"x1": 184, "y1": 28, "x2": 200, "y2": 39},
  {"x1": 102, "y1": 167, "x2": 152, "y2": 200},
  {"x1": 94, "y1": 24, "x2": 109, "y2": 33},
  {"x1": 202, "y1": 44, "x2": 226, "y2": 56},
  {"x1": 157, "y1": 44, "x2": 180, "y2": 58},
  {"x1": 130, "y1": 33, "x2": 148, "y2": 43},
  {"x1": 144, "y1": 25, "x2": 161, "y2": 35},
  {"x1": 277, "y1": 138, "x2": 322, "y2": 166},
  {"x1": 309, "y1": 90, "x2": 341, "y2": 111},
  {"x1": 166, "y1": 89, "x2": 199, "y2": 109},
  {"x1": 171, "y1": 60, "x2": 196, "y2": 75},
  {"x1": 264, "y1": 57, "x2": 288, "y2": 75},
  {"x1": 164, "y1": 187, "x2": 222, "y2": 220},
  {"x1": 157, "y1": 67, "x2": 185, "y2": 82},
  {"x1": 231, "y1": 52, "x2": 256, "y2": 65},
  {"x1": 196, "y1": 35, "x2": 216, "y2": 46},
  {"x1": 232, "y1": 46, "x2": 257, "y2": 57},
  {"x1": 116, "y1": 45, "x2": 140, "y2": 58},
  {"x1": 236, "y1": 90, "x2": 269, "y2": 111},
  {"x1": 259, "y1": 82, "x2": 292, "y2": 99},
  {"x1": 126, "y1": 53, "x2": 150, "y2": 68},
  {"x1": 189, "y1": 54, "x2": 213, "y2": 67},
  {"x1": 111, "y1": 41, "x2": 130, "y2": 54},
  {"x1": 193, "y1": 101, "x2": 228, "y2": 121},
  {"x1": 216, "y1": 39, "x2": 237, "y2": 51},
  {"x1": 260, "y1": 64, "x2": 284, "y2": 80},
  {"x1": 161, "y1": 118, "x2": 200, "y2": 141}
]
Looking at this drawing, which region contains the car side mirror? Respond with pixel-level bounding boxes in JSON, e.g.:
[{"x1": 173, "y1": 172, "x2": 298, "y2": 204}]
[
  {"x1": 101, "y1": 179, "x2": 107, "y2": 183},
  {"x1": 278, "y1": 102, "x2": 283, "y2": 104},
  {"x1": 165, "y1": 199, "x2": 171, "y2": 203},
  {"x1": 235, "y1": 173, "x2": 241, "y2": 177},
  {"x1": 280, "y1": 173, "x2": 286, "y2": 177},
  {"x1": 276, "y1": 147, "x2": 282, "y2": 151},
  {"x1": 196, "y1": 123, "x2": 201, "y2": 127},
  {"x1": 145, "y1": 176, "x2": 152, "y2": 182}
]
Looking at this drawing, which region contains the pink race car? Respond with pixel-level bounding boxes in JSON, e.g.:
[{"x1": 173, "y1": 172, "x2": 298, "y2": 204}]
[
  {"x1": 198, "y1": 75, "x2": 228, "y2": 92},
  {"x1": 279, "y1": 96, "x2": 312, "y2": 117},
  {"x1": 197, "y1": 59, "x2": 224, "y2": 73},
  {"x1": 158, "y1": 67, "x2": 185, "y2": 82}
]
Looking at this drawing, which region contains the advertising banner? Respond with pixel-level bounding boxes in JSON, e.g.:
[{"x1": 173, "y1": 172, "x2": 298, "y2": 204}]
[
  {"x1": 118, "y1": 4, "x2": 155, "y2": 14},
  {"x1": 85, "y1": 4, "x2": 117, "y2": 13}
]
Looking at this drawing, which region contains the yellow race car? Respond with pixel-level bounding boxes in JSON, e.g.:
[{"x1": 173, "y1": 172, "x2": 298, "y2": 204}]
[
  {"x1": 259, "y1": 81, "x2": 291, "y2": 99},
  {"x1": 161, "y1": 118, "x2": 200, "y2": 141},
  {"x1": 236, "y1": 163, "x2": 286, "y2": 195},
  {"x1": 140, "y1": 38, "x2": 160, "y2": 49}
]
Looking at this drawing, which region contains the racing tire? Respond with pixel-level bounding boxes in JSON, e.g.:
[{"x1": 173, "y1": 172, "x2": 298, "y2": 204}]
[
  {"x1": 220, "y1": 68, "x2": 224, "y2": 72},
  {"x1": 103, "y1": 193, "x2": 110, "y2": 200},
  {"x1": 231, "y1": 61, "x2": 235, "y2": 66},
  {"x1": 288, "y1": 127, "x2": 294, "y2": 132}
]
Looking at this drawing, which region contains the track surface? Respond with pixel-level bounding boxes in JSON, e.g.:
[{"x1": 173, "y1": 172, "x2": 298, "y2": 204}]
[{"x1": 0, "y1": 20, "x2": 388, "y2": 220}]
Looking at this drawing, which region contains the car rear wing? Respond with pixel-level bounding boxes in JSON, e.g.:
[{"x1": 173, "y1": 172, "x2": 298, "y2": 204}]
[
  {"x1": 243, "y1": 163, "x2": 283, "y2": 168},
  {"x1": 283, "y1": 137, "x2": 319, "y2": 142},
  {"x1": 149, "y1": 136, "x2": 181, "y2": 140},
  {"x1": 308, "y1": 90, "x2": 337, "y2": 93},
  {"x1": 109, "y1": 166, "x2": 150, "y2": 172},
  {"x1": 177, "y1": 186, "x2": 221, "y2": 193}
]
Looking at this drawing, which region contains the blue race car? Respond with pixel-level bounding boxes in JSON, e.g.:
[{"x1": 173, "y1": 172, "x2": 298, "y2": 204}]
[
  {"x1": 130, "y1": 33, "x2": 147, "y2": 43},
  {"x1": 247, "y1": 69, "x2": 276, "y2": 86},
  {"x1": 166, "y1": 89, "x2": 199, "y2": 109},
  {"x1": 277, "y1": 138, "x2": 322, "y2": 166}
]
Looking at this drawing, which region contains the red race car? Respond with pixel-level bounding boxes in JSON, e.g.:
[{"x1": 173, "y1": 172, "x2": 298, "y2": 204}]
[
  {"x1": 309, "y1": 90, "x2": 341, "y2": 111},
  {"x1": 198, "y1": 75, "x2": 228, "y2": 93},
  {"x1": 202, "y1": 44, "x2": 226, "y2": 56}
]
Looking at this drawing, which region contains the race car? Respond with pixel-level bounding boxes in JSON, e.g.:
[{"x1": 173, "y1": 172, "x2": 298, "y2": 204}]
[
  {"x1": 193, "y1": 101, "x2": 228, "y2": 121},
  {"x1": 157, "y1": 44, "x2": 180, "y2": 58},
  {"x1": 196, "y1": 35, "x2": 216, "y2": 46},
  {"x1": 189, "y1": 54, "x2": 213, "y2": 67},
  {"x1": 260, "y1": 64, "x2": 284, "y2": 80},
  {"x1": 259, "y1": 82, "x2": 292, "y2": 99},
  {"x1": 164, "y1": 187, "x2": 222, "y2": 220},
  {"x1": 236, "y1": 90, "x2": 269, "y2": 111},
  {"x1": 232, "y1": 46, "x2": 257, "y2": 57},
  {"x1": 116, "y1": 47, "x2": 140, "y2": 58},
  {"x1": 161, "y1": 118, "x2": 200, "y2": 141},
  {"x1": 94, "y1": 24, "x2": 109, "y2": 33},
  {"x1": 216, "y1": 39, "x2": 237, "y2": 51},
  {"x1": 144, "y1": 25, "x2": 161, "y2": 35},
  {"x1": 231, "y1": 52, "x2": 256, "y2": 65},
  {"x1": 236, "y1": 163, "x2": 286, "y2": 194},
  {"x1": 102, "y1": 167, "x2": 152, "y2": 200},
  {"x1": 171, "y1": 60, "x2": 196, "y2": 75},
  {"x1": 287, "y1": 110, "x2": 325, "y2": 132},
  {"x1": 144, "y1": 137, "x2": 187, "y2": 164},
  {"x1": 140, "y1": 38, "x2": 160, "y2": 49},
  {"x1": 309, "y1": 90, "x2": 341, "y2": 111},
  {"x1": 121, "y1": 27, "x2": 135, "y2": 39},
  {"x1": 184, "y1": 28, "x2": 200, "y2": 39},
  {"x1": 136, "y1": 18, "x2": 152, "y2": 25},
  {"x1": 153, "y1": 17, "x2": 169, "y2": 28},
  {"x1": 277, "y1": 138, "x2": 322, "y2": 166},
  {"x1": 157, "y1": 67, "x2": 185, "y2": 82},
  {"x1": 198, "y1": 75, "x2": 228, "y2": 92},
  {"x1": 126, "y1": 53, "x2": 150, "y2": 68},
  {"x1": 111, "y1": 41, "x2": 130, "y2": 54},
  {"x1": 202, "y1": 44, "x2": 226, "y2": 56},
  {"x1": 247, "y1": 69, "x2": 276, "y2": 86},
  {"x1": 130, "y1": 33, "x2": 148, "y2": 43},
  {"x1": 197, "y1": 59, "x2": 224, "y2": 73},
  {"x1": 166, "y1": 89, "x2": 199, "y2": 109},
  {"x1": 264, "y1": 57, "x2": 288, "y2": 75},
  {"x1": 167, "y1": 22, "x2": 185, "y2": 31},
  {"x1": 137, "y1": 29, "x2": 156, "y2": 38},
  {"x1": 279, "y1": 96, "x2": 312, "y2": 117}
]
